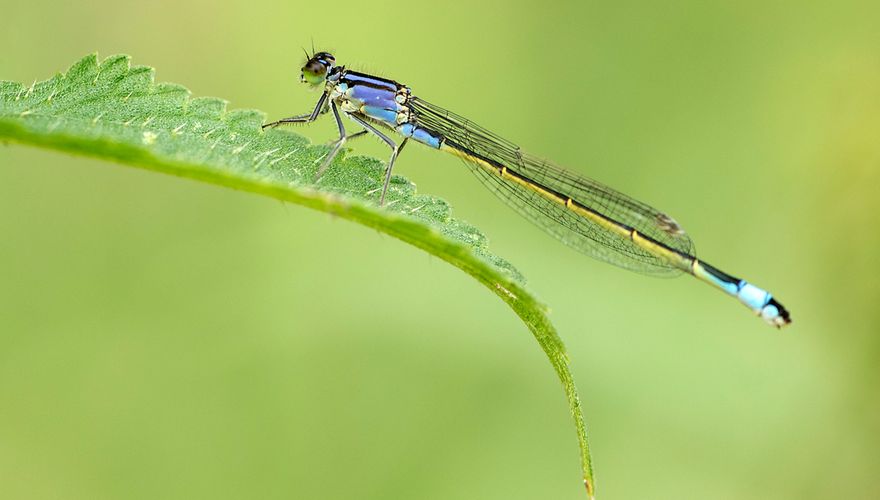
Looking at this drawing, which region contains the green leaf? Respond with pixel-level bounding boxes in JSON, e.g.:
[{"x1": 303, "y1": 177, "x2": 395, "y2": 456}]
[{"x1": 0, "y1": 54, "x2": 595, "y2": 497}]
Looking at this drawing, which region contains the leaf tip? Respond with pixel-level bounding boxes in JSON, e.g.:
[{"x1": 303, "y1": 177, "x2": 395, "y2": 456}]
[
  {"x1": 66, "y1": 53, "x2": 100, "y2": 81},
  {"x1": 128, "y1": 64, "x2": 157, "y2": 84},
  {"x1": 100, "y1": 54, "x2": 132, "y2": 72}
]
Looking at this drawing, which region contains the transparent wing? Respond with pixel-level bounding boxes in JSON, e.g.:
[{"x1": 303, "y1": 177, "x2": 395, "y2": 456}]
[{"x1": 409, "y1": 97, "x2": 696, "y2": 277}]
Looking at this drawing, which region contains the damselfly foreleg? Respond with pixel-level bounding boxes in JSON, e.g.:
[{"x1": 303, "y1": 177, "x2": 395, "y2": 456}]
[{"x1": 262, "y1": 92, "x2": 329, "y2": 129}]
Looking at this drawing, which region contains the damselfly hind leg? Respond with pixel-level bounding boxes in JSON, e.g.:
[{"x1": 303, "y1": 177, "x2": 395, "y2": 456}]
[
  {"x1": 381, "y1": 138, "x2": 408, "y2": 205},
  {"x1": 323, "y1": 129, "x2": 369, "y2": 147},
  {"x1": 348, "y1": 114, "x2": 407, "y2": 206},
  {"x1": 344, "y1": 130, "x2": 369, "y2": 142}
]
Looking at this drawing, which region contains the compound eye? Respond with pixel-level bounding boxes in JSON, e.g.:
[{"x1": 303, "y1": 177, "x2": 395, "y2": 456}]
[{"x1": 301, "y1": 60, "x2": 328, "y2": 85}]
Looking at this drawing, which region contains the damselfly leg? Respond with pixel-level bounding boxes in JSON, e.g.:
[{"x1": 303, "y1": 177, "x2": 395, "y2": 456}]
[
  {"x1": 261, "y1": 92, "x2": 328, "y2": 129},
  {"x1": 348, "y1": 112, "x2": 408, "y2": 205},
  {"x1": 313, "y1": 100, "x2": 351, "y2": 181}
]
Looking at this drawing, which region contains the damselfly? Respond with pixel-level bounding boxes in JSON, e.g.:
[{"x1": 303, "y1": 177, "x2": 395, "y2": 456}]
[{"x1": 263, "y1": 51, "x2": 791, "y2": 328}]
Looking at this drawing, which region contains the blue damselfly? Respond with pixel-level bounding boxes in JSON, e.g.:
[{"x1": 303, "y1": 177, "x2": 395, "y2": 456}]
[{"x1": 263, "y1": 51, "x2": 791, "y2": 328}]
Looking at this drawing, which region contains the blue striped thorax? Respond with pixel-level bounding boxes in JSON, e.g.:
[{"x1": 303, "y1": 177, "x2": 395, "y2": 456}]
[
  {"x1": 328, "y1": 70, "x2": 442, "y2": 149},
  {"x1": 330, "y1": 71, "x2": 410, "y2": 126}
]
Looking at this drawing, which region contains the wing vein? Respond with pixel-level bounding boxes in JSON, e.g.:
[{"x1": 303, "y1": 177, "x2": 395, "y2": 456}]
[{"x1": 409, "y1": 97, "x2": 696, "y2": 277}]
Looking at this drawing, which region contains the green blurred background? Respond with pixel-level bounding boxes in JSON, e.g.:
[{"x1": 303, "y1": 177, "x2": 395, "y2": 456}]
[{"x1": 1, "y1": 1, "x2": 878, "y2": 498}]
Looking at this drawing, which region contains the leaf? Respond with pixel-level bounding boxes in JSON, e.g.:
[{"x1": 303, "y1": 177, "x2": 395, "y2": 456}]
[{"x1": 0, "y1": 54, "x2": 595, "y2": 497}]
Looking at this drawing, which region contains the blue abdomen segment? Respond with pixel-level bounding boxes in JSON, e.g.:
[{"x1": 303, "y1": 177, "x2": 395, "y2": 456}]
[
  {"x1": 397, "y1": 122, "x2": 442, "y2": 149},
  {"x1": 693, "y1": 260, "x2": 790, "y2": 327}
]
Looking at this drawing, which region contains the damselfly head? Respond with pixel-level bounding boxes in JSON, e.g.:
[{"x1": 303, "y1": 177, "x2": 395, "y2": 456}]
[{"x1": 301, "y1": 51, "x2": 335, "y2": 86}]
